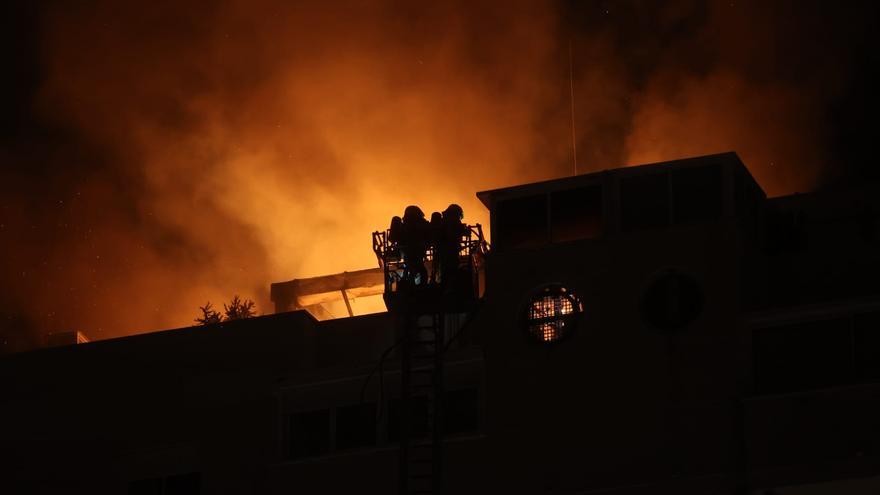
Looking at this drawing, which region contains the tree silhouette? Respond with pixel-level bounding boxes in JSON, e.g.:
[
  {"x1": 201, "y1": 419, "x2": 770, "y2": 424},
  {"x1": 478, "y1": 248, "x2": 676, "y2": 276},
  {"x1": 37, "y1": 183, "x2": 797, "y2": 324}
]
[
  {"x1": 194, "y1": 302, "x2": 223, "y2": 325},
  {"x1": 223, "y1": 295, "x2": 256, "y2": 321},
  {"x1": 195, "y1": 296, "x2": 257, "y2": 325}
]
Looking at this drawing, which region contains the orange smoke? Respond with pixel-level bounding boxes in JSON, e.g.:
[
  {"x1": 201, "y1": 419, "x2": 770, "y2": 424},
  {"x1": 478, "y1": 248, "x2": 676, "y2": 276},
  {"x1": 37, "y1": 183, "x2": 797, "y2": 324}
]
[
  {"x1": 0, "y1": 0, "x2": 864, "y2": 342},
  {"x1": 624, "y1": 71, "x2": 826, "y2": 196},
  {"x1": 12, "y1": 0, "x2": 565, "y2": 339}
]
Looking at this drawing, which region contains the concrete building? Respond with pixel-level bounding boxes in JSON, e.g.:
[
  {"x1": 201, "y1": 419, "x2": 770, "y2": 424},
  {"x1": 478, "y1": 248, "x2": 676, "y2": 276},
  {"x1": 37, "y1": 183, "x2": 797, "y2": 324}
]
[{"x1": 2, "y1": 152, "x2": 880, "y2": 494}]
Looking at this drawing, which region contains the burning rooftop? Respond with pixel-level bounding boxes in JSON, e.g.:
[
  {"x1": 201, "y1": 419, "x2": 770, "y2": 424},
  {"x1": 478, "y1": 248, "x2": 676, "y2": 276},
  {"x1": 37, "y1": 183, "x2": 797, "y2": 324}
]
[
  {"x1": 4, "y1": 152, "x2": 880, "y2": 494},
  {"x1": 270, "y1": 151, "x2": 760, "y2": 320}
]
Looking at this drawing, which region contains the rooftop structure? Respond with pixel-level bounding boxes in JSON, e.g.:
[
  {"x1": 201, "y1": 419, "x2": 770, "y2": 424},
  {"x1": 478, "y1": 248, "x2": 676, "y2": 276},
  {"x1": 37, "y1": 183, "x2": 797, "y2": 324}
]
[{"x1": 270, "y1": 267, "x2": 385, "y2": 319}]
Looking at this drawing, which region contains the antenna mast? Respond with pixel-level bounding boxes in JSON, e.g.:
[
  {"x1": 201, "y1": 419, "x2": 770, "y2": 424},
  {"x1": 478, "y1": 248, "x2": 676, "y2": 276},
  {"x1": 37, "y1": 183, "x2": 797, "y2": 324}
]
[{"x1": 568, "y1": 38, "x2": 578, "y2": 176}]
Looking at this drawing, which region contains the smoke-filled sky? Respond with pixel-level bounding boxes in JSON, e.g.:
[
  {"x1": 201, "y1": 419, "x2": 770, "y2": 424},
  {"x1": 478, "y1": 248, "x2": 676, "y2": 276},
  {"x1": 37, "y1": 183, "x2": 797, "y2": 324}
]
[{"x1": 1, "y1": 0, "x2": 878, "y2": 346}]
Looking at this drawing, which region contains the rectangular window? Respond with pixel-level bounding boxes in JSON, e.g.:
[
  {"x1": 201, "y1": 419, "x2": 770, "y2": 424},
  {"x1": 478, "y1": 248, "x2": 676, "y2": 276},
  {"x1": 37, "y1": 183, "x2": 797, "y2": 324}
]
[
  {"x1": 335, "y1": 403, "x2": 377, "y2": 450},
  {"x1": 288, "y1": 409, "x2": 330, "y2": 458},
  {"x1": 620, "y1": 172, "x2": 669, "y2": 232},
  {"x1": 128, "y1": 473, "x2": 199, "y2": 495},
  {"x1": 495, "y1": 195, "x2": 548, "y2": 250},
  {"x1": 855, "y1": 311, "x2": 880, "y2": 381},
  {"x1": 164, "y1": 473, "x2": 200, "y2": 495},
  {"x1": 672, "y1": 165, "x2": 723, "y2": 223},
  {"x1": 444, "y1": 388, "x2": 479, "y2": 435},
  {"x1": 735, "y1": 167, "x2": 762, "y2": 236},
  {"x1": 388, "y1": 396, "x2": 429, "y2": 442},
  {"x1": 550, "y1": 185, "x2": 602, "y2": 243},
  {"x1": 754, "y1": 318, "x2": 854, "y2": 393},
  {"x1": 128, "y1": 478, "x2": 162, "y2": 495}
]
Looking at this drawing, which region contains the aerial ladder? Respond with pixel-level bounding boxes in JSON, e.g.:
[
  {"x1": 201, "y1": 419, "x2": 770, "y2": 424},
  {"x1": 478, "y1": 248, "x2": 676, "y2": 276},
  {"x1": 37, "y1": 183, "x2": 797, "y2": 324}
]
[{"x1": 372, "y1": 223, "x2": 487, "y2": 495}]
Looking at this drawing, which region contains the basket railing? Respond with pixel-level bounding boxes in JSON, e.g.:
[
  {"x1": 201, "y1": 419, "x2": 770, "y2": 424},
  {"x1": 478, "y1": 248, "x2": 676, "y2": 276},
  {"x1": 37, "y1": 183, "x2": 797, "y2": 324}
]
[{"x1": 372, "y1": 223, "x2": 488, "y2": 295}]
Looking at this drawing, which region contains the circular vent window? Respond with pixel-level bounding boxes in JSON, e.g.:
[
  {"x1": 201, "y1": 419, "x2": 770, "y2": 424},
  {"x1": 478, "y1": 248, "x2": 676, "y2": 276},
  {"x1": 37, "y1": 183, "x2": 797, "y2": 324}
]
[
  {"x1": 640, "y1": 269, "x2": 703, "y2": 332},
  {"x1": 524, "y1": 285, "x2": 583, "y2": 343}
]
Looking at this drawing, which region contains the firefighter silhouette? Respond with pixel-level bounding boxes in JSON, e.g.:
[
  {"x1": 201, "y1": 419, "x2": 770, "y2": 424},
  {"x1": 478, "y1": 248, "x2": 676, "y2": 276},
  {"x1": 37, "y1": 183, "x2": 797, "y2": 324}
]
[
  {"x1": 400, "y1": 206, "x2": 430, "y2": 285},
  {"x1": 437, "y1": 204, "x2": 467, "y2": 290},
  {"x1": 387, "y1": 215, "x2": 404, "y2": 264},
  {"x1": 429, "y1": 211, "x2": 443, "y2": 283}
]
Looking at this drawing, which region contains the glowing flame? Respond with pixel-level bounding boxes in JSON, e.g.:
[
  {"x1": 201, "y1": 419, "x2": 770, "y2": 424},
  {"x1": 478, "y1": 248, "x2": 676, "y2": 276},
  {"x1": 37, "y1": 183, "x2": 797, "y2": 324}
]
[{"x1": 529, "y1": 294, "x2": 576, "y2": 342}]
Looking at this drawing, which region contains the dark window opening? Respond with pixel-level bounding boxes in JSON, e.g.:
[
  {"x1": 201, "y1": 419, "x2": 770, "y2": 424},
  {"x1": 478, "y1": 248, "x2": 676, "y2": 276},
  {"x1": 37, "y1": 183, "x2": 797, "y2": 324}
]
[
  {"x1": 856, "y1": 311, "x2": 880, "y2": 381},
  {"x1": 620, "y1": 172, "x2": 669, "y2": 232},
  {"x1": 388, "y1": 396, "x2": 429, "y2": 442},
  {"x1": 129, "y1": 478, "x2": 162, "y2": 495},
  {"x1": 754, "y1": 318, "x2": 854, "y2": 394},
  {"x1": 288, "y1": 409, "x2": 330, "y2": 458},
  {"x1": 550, "y1": 185, "x2": 602, "y2": 242},
  {"x1": 735, "y1": 169, "x2": 763, "y2": 237},
  {"x1": 765, "y1": 207, "x2": 809, "y2": 255},
  {"x1": 336, "y1": 403, "x2": 377, "y2": 450},
  {"x1": 495, "y1": 194, "x2": 548, "y2": 250},
  {"x1": 164, "y1": 473, "x2": 200, "y2": 495},
  {"x1": 672, "y1": 165, "x2": 723, "y2": 223},
  {"x1": 444, "y1": 388, "x2": 479, "y2": 435},
  {"x1": 128, "y1": 473, "x2": 199, "y2": 495}
]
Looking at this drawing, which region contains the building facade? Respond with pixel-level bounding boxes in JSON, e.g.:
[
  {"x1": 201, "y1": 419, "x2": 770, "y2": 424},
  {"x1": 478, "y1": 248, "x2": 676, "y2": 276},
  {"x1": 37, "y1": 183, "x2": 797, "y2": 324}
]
[{"x1": 3, "y1": 152, "x2": 880, "y2": 494}]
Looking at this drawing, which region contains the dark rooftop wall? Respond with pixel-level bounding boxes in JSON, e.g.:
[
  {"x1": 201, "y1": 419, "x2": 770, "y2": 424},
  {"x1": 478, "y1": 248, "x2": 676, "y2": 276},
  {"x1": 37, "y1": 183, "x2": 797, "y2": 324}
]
[
  {"x1": 760, "y1": 182, "x2": 880, "y2": 308},
  {"x1": 316, "y1": 312, "x2": 395, "y2": 368}
]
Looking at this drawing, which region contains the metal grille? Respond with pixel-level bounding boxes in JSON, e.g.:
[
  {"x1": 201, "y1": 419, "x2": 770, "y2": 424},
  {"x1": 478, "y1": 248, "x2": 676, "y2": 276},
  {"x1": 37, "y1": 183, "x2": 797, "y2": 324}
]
[{"x1": 527, "y1": 289, "x2": 580, "y2": 342}]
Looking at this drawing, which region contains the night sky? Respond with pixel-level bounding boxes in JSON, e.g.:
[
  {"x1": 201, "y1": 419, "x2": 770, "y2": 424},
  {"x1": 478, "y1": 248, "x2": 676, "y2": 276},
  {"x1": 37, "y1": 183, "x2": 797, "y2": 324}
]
[{"x1": 1, "y1": 0, "x2": 879, "y2": 350}]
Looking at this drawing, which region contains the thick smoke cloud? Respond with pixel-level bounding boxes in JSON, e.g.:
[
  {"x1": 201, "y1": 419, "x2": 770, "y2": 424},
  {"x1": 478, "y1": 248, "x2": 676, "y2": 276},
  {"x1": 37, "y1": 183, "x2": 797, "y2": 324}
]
[
  {"x1": 2, "y1": 0, "x2": 565, "y2": 342},
  {"x1": 0, "y1": 0, "x2": 876, "y2": 345},
  {"x1": 567, "y1": 1, "x2": 876, "y2": 194},
  {"x1": 617, "y1": 1, "x2": 875, "y2": 195}
]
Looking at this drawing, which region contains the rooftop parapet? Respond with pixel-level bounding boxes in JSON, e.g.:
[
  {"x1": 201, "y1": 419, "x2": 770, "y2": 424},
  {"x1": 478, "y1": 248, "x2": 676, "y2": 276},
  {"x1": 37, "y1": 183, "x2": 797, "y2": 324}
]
[{"x1": 476, "y1": 152, "x2": 765, "y2": 252}]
